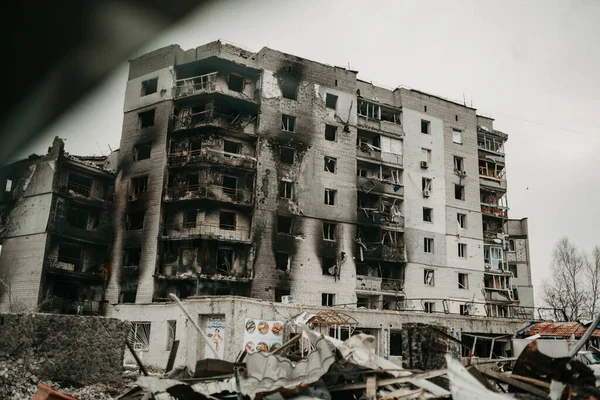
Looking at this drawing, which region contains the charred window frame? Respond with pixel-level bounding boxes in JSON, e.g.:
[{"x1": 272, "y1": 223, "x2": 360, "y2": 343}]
[
  {"x1": 133, "y1": 143, "x2": 152, "y2": 161},
  {"x1": 275, "y1": 252, "x2": 291, "y2": 271},
  {"x1": 131, "y1": 176, "x2": 148, "y2": 195},
  {"x1": 219, "y1": 211, "x2": 236, "y2": 231},
  {"x1": 277, "y1": 216, "x2": 293, "y2": 234},
  {"x1": 126, "y1": 211, "x2": 145, "y2": 230},
  {"x1": 322, "y1": 257, "x2": 336, "y2": 275},
  {"x1": 275, "y1": 288, "x2": 291, "y2": 302},
  {"x1": 184, "y1": 209, "x2": 197, "y2": 228},
  {"x1": 281, "y1": 114, "x2": 296, "y2": 132},
  {"x1": 223, "y1": 140, "x2": 241, "y2": 155},
  {"x1": 138, "y1": 109, "x2": 155, "y2": 128},
  {"x1": 140, "y1": 78, "x2": 158, "y2": 96},
  {"x1": 228, "y1": 74, "x2": 245, "y2": 93},
  {"x1": 280, "y1": 147, "x2": 295, "y2": 164},
  {"x1": 123, "y1": 247, "x2": 142, "y2": 266}
]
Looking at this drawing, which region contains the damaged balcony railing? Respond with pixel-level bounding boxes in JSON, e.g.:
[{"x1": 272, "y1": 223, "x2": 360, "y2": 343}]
[
  {"x1": 164, "y1": 183, "x2": 254, "y2": 205},
  {"x1": 355, "y1": 240, "x2": 407, "y2": 263},
  {"x1": 356, "y1": 275, "x2": 404, "y2": 293},
  {"x1": 162, "y1": 221, "x2": 251, "y2": 242},
  {"x1": 40, "y1": 296, "x2": 104, "y2": 316},
  {"x1": 48, "y1": 219, "x2": 112, "y2": 244},
  {"x1": 173, "y1": 72, "x2": 218, "y2": 98},
  {"x1": 66, "y1": 181, "x2": 91, "y2": 198},
  {"x1": 167, "y1": 148, "x2": 257, "y2": 169},
  {"x1": 173, "y1": 109, "x2": 256, "y2": 133},
  {"x1": 357, "y1": 207, "x2": 404, "y2": 227},
  {"x1": 46, "y1": 255, "x2": 103, "y2": 277},
  {"x1": 481, "y1": 204, "x2": 508, "y2": 218}
]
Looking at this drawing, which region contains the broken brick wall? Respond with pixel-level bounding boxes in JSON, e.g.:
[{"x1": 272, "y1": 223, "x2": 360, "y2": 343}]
[
  {"x1": 401, "y1": 323, "x2": 461, "y2": 371},
  {"x1": 0, "y1": 313, "x2": 130, "y2": 384}
]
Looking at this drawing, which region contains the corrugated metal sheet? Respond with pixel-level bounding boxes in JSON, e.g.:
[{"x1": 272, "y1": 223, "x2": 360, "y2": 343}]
[{"x1": 522, "y1": 322, "x2": 600, "y2": 338}]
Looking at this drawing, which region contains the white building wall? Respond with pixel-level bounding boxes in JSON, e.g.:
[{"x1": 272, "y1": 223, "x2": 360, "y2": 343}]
[{"x1": 123, "y1": 67, "x2": 175, "y2": 113}]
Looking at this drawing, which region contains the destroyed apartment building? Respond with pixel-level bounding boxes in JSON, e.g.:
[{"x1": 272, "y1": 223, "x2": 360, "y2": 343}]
[{"x1": 0, "y1": 40, "x2": 540, "y2": 371}]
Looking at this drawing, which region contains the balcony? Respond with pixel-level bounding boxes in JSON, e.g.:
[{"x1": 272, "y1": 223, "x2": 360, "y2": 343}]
[
  {"x1": 479, "y1": 176, "x2": 507, "y2": 191},
  {"x1": 481, "y1": 204, "x2": 508, "y2": 218},
  {"x1": 173, "y1": 72, "x2": 257, "y2": 104},
  {"x1": 168, "y1": 148, "x2": 257, "y2": 170},
  {"x1": 162, "y1": 222, "x2": 251, "y2": 243},
  {"x1": 357, "y1": 208, "x2": 404, "y2": 230},
  {"x1": 45, "y1": 255, "x2": 103, "y2": 281},
  {"x1": 173, "y1": 109, "x2": 257, "y2": 135},
  {"x1": 164, "y1": 183, "x2": 254, "y2": 206},
  {"x1": 356, "y1": 275, "x2": 404, "y2": 293},
  {"x1": 357, "y1": 176, "x2": 404, "y2": 197},
  {"x1": 356, "y1": 146, "x2": 403, "y2": 166},
  {"x1": 356, "y1": 243, "x2": 406, "y2": 263},
  {"x1": 357, "y1": 114, "x2": 404, "y2": 137},
  {"x1": 58, "y1": 184, "x2": 112, "y2": 205},
  {"x1": 40, "y1": 297, "x2": 105, "y2": 315},
  {"x1": 48, "y1": 220, "x2": 112, "y2": 244}
]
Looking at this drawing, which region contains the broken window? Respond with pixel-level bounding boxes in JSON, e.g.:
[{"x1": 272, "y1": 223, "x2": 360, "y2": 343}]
[
  {"x1": 424, "y1": 269, "x2": 435, "y2": 285},
  {"x1": 131, "y1": 176, "x2": 148, "y2": 195},
  {"x1": 508, "y1": 239, "x2": 515, "y2": 252},
  {"x1": 421, "y1": 119, "x2": 430, "y2": 134},
  {"x1": 138, "y1": 109, "x2": 155, "y2": 128},
  {"x1": 322, "y1": 293, "x2": 336, "y2": 306},
  {"x1": 126, "y1": 211, "x2": 145, "y2": 230},
  {"x1": 460, "y1": 305, "x2": 469, "y2": 315},
  {"x1": 190, "y1": 139, "x2": 202, "y2": 152},
  {"x1": 455, "y1": 184, "x2": 465, "y2": 200},
  {"x1": 324, "y1": 189, "x2": 336, "y2": 206},
  {"x1": 390, "y1": 331, "x2": 403, "y2": 356},
  {"x1": 325, "y1": 93, "x2": 338, "y2": 109},
  {"x1": 187, "y1": 174, "x2": 199, "y2": 189},
  {"x1": 281, "y1": 114, "x2": 296, "y2": 132},
  {"x1": 228, "y1": 74, "x2": 244, "y2": 92},
  {"x1": 458, "y1": 273, "x2": 468, "y2": 289},
  {"x1": 381, "y1": 107, "x2": 401, "y2": 124},
  {"x1": 129, "y1": 322, "x2": 151, "y2": 351},
  {"x1": 67, "y1": 173, "x2": 92, "y2": 197},
  {"x1": 184, "y1": 209, "x2": 197, "y2": 228},
  {"x1": 123, "y1": 247, "x2": 141, "y2": 266},
  {"x1": 357, "y1": 168, "x2": 367, "y2": 178},
  {"x1": 423, "y1": 207, "x2": 433, "y2": 222},
  {"x1": 358, "y1": 100, "x2": 380, "y2": 119},
  {"x1": 279, "y1": 180, "x2": 293, "y2": 199},
  {"x1": 277, "y1": 216, "x2": 293, "y2": 234},
  {"x1": 509, "y1": 263, "x2": 518, "y2": 278},
  {"x1": 424, "y1": 238, "x2": 434, "y2": 254},
  {"x1": 424, "y1": 302, "x2": 435, "y2": 313},
  {"x1": 322, "y1": 257, "x2": 336, "y2": 275},
  {"x1": 140, "y1": 78, "x2": 158, "y2": 96},
  {"x1": 166, "y1": 321, "x2": 176, "y2": 351},
  {"x1": 422, "y1": 148, "x2": 431, "y2": 163},
  {"x1": 422, "y1": 178, "x2": 432, "y2": 192},
  {"x1": 280, "y1": 147, "x2": 295, "y2": 164},
  {"x1": 223, "y1": 140, "x2": 241, "y2": 155},
  {"x1": 217, "y1": 248, "x2": 234, "y2": 273},
  {"x1": 222, "y1": 176, "x2": 238, "y2": 196},
  {"x1": 66, "y1": 206, "x2": 94, "y2": 229},
  {"x1": 457, "y1": 213, "x2": 467, "y2": 229},
  {"x1": 323, "y1": 223, "x2": 336, "y2": 241},
  {"x1": 281, "y1": 76, "x2": 299, "y2": 100},
  {"x1": 458, "y1": 243, "x2": 467, "y2": 258},
  {"x1": 453, "y1": 129, "x2": 463, "y2": 144},
  {"x1": 219, "y1": 211, "x2": 236, "y2": 231},
  {"x1": 134, "y1": 143, "x2": 152, "y2": 161},
  {"x1": 275, "y1": 252, "x2": 291, "y2": 271},
  {"x1": 57, "y1": 244, "x2": 82, "y2": 272},
  {"x1": 275, "y1": 288, "x2": 291, "y2": 302},
  {"x1": 484, "y1": 245, "x2": 504, "y2": 270},
  {"x1": 325, "y1": 124, "x2": 337, "y2": 141},
  {"x1": 381, "y1": 167, "x2": 401, "y2": 184},
  {"x1": 324, "y1": 156, "x2": 336, "y2": 173},
  {"x1": 454, "y1": 156, "x2": 464, "y2": 172}
]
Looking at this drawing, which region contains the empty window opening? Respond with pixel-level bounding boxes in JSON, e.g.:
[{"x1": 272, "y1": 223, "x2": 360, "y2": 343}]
[
  {"x1": 457, "y1": 213, "x2": 467, "y2": 229},
  {"x1": 280, "y1": 147, "x2": 295, "y2": 164},
  {"x1": 129, "y1": 322, "x2": 151, "y2": 351},
  {"x1": 66, "y1": 207, "x2": 94, "y2": 230},
  {"x1": 455, "y1": 184, "x2": 465, "y2": 200},
  {"x1": 219, "y1": 211, "x2": 236, "y2": 231},
  {"x1": 322, "y1": 293, "x2": 336, "y2": 306},
  {"x1": 277, "y1": 216, "x2": 293, "y2": 234},
  {"x1": 453, "y1": 129, "x2": 463, "y2": 144},
  {"x1": 460, "y1": 304, "x2": 469, "y2": 315},
  {"x1": 184, "y1": 209, "x2": 197, "y2": 228},
  {"x1": 323, "y1": 223, "x2": 336, "y2": 241},
  {"x1": 322, "y1": 257, "x2": 337, "y2": 275},
  {"x1": 190, "y1": 139, "x2": 202, "y2": 153},
  {"x1": 324, "y1": 157, "x2": 336, "y2": 173},
  {"x1": 421, "y1": 119, "x2": 430, "y2": 134},
  {"x1": 381, "y1": 107, "x2": 402, "y2": 124},
  {"x1": 424, "y1": 105, "x2": 427, "y2": 112},
  {"x1": 358, "y1": 100, "x2": 380, "y2": 119},
  {"x1": 422, "y1": 178, "x2": 432, "y2": 192},
  {"x1": 279, "y1": 180, "x2": 293, "y2": 199},
  {"x1": 140, "y1": 78, "x2": 158, "y2": 96},
  {"x1": 131, "y1": 176, "x2": 148, "y2": 195},
  {"x1": 324, "y1": 189, "x2": 336, "y2": 205},
  {"x1": 454, "y1": 156, "x2": 464, "y2": 172},
  {"x1": 509, "y1": 264, "x2": 518, "y2": 277},
  {"x1": 124, "y1": 247, "x2": 141, "y2": 266},
  {"x1": 455, "y1": 115, "x2": 459, "y2": 122},
  {"x1": 281, "y1": 114, "x2": 296, "y2": 132},
  {"x1": 334, "y1": 79, "x2": 338, "y2": 86},
  {"x1": 390, "y1": 331, "x2": 403, "y2": 356},
  {"x1": 222, "y1": 176, "x2": 238, "y2": 196},
  {"x1": 134, "y1": 143, "x2": 152, "y2": 161},
  {"x1": 423, "y1": 207, "x2": 433, "y2": 223},
  {"x1": 508, "y1": 239, "x2": 515, "y2": 252},
  {"x1": 126, "y1": 211, "x2": 145, "y2": 230},
  {"x1": 228, "y1": 74, "x2": 244, "y2": 92},
  {"x1": 357, "y1": 168, "x2": 367, "y2": 178},
  {"x1": 166, "y1": 321, "x2": 176, "y2": 351},
  {"x1": 325, "y1": 124, "x2": 337, "y2": 141},
  {"x1": 186, "y1": 174, "x2": 199, "y2": 189},
  {"x1": 458, "y1": 273, "x2": 468, "y2": 289},
  {"x1": 281, "y1": 76, "x2": 299, "y2": 100},
  {"x1": 139, "y1": 109, "x2": 155, "y2": 128},
  {"x1": 424, "y1": 238, "x2": 434, "y2": 254},
  {"x1": 223, "y1": 140, "x2": 241, "y2": 155},
  {"x1": 424, "y1": 269, "x2": 435, "y2": 285},
  {"x1": 67, "y1": 173, "x2": 92, "y2": 197},
  {"x1": 57, "y1": 244, "x2": 83, "y2": 272},
  {"x1": 217, "y1": 248, "x2": 234, "y2": 274},
  {"x1": 326, "y1": 93, "x2": 338, "y2": 109},
  {"x1": 424, "y1": 302, "x2": 435, "y2": 313},
  {"x1": 275, "y1": 288, "x2": 291, "y2": 302},
  {"x1": 275, "y1": 252, "x2": 291, "y2": 271},
  {"x1": 458, "y1": 243, "x2": 467, "y2": 258}
]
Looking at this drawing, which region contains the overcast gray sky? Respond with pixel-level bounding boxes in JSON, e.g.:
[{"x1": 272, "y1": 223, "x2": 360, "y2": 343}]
[{"x1": 25, "y1": 0, "x2": 600, "y2": 303}]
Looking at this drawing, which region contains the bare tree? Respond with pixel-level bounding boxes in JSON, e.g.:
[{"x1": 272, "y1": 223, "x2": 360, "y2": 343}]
[
  {"x1": 585, "y1": 246, "x2": 600, "y2": 320},
  {"x1": 541, "y1": 237, "x2": 587, "y2": 321}
]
